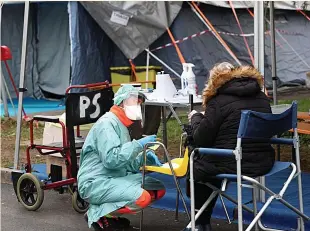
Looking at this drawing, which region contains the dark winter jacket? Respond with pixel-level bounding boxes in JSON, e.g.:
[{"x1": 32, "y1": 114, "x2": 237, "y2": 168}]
[{"x1": 191, "y1": 66, "x2": 275, "y2": 181}]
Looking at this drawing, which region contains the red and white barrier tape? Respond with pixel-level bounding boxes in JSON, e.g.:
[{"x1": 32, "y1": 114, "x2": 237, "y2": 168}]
[
  {"x1": 151, "y1": 28, "x2": 305, "y2": 52},
  {"x1": 297, "y1": 9, "x2": 310, "y2": 21}
]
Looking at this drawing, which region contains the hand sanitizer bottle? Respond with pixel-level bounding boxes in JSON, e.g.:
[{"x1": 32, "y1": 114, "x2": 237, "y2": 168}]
[{"x1": 185, "y1": 63, "x2": 197, "y2": 95}]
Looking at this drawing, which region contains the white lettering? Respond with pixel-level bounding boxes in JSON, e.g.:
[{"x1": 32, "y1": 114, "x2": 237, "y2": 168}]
[
  {"x1": 90, "y1": 93, "x2": 101, "y2": 119},
  {"x1": 80, "y1": 96, "x2": 90, "y2": 118}
]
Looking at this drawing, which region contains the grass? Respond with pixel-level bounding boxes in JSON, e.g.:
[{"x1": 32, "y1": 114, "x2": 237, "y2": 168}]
[
  {"x1": 278, "y1": 99, "x2": 310, "y2": 112},
  {"x1": 1, "y1": 118, "x2": 44, "y2": 140},
  {"x1": 1, "y1": 118, "x2": 45, "y2": 168}
]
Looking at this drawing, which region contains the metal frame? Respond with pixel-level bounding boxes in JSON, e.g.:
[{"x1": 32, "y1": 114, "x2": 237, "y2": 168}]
[
  {"x1": 25, "y1": 117, "x2": 77, "y2": 190},
  {"x1": 254, "y1": 1, "x2": 266, "y2": 204},
  {"x1": 175, "y1": 132, "x2": 188, "y2": 221},
  {"x1": 20, "y1": 81, "x2": 112, "y2": 192},
  {"x1": 145, "y1": 49, "x2": 181, "y2": 78},
  {"x1": 140, "y1": 141, "x2": 190, "y2": 231},
  {"x1": 270, "y1": 1, "x2": 278, "y2": 105},
  {"x1": 187, "y1": 128, "x2": 310, "y2": 231},
  {"x1": 14, "y1": 1, "x2": 30, "y2": 169}
]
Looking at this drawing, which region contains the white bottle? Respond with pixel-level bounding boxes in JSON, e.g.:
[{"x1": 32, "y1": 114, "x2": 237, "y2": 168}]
[
  {"x1": 180, "y1": 64, "x2": 188, "y2": 91},
  {"x1": 185, "y1": 63, "x2": 197, "y2": 95}
]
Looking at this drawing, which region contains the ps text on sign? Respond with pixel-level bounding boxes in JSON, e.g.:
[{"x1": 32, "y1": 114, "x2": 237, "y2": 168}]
[{"x1": 80, "y1": 93, "x2": 101, "y2": 119}]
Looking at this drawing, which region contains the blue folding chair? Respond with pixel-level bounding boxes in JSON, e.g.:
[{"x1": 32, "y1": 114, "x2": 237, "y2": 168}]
[{"x1": 187, "y1": 102, "x2": 310, "y2": 231}]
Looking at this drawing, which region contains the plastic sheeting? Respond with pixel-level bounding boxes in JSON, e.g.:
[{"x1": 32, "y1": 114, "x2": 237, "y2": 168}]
[
  {"x1": 80, "y1": 1, "x2": 182, "y2": 59},
  {"x1": 1, "y1": 2, "x2": 70, "y2": 98}
]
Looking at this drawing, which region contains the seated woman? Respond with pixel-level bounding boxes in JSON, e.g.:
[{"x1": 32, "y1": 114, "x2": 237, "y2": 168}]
[
  {"x1": 78, "y1": 85, "x2": 165, "y2": 231},
  {"x1": 184, "y1": 62, "x2": 275, "y2": 231}
]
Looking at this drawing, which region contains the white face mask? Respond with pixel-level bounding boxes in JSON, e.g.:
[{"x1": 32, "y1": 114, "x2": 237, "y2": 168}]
[{"x1": 124, "y1": 105, "x2": 142, "y2": 121}]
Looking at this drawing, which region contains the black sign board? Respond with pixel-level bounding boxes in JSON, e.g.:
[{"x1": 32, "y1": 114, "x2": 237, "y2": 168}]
[
  {"x1": 65, "y1": 87, "x2": 114, "y2": 127},
  {"x1": 65, "y1": 87, "x2": 114, "y2": 178}
]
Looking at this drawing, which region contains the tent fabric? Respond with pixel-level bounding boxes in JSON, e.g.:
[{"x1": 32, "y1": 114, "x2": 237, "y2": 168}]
[
  {"x1": 3, "y1": 1, "x2": 310, "y2": 11},
  {"x1": 1, "y1": 3, "x2": 40, "y2": 98},
  {"x1": 36, "y1": 2, "x2": 70, "y2": 95},
  {"x1": 1, "y1": 2, "x2": 70, "y2": 98},
  {"x1": 68, "y1": 1, "x2": 114, "y2": 88},
  {"x1": 80, "y1": 1, "x2": 183, "y2": 59},
  {"x1": 97, "y1": 3, "x2": 310, "y2": 91},
  {"x1": 2, "y1": 2, "x2": 310, "y2": 99},
  {"x1": 80, "y1": 3, "x2": 309, "y2": 91}
]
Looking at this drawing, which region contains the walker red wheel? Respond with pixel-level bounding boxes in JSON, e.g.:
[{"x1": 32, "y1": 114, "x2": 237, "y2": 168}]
[
  {"x1": 16, "y1": 173, "x2": 44, "y2": 211},
  {"x1": 72, "y1": 191, "x2": 89, "y2": 213}
]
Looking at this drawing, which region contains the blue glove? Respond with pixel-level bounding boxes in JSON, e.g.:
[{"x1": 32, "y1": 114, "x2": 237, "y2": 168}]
[
  {"x1": 146, "y1": 150, "x2": 162, "y2": 166},
  {"x1": 137, "y1": 135, "x2": 156, "y2": 148}
]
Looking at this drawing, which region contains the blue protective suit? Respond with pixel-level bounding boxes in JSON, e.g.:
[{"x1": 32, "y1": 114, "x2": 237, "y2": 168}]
[{"x1": 77, "y1": 112, "x2": 165, "y2": 227}]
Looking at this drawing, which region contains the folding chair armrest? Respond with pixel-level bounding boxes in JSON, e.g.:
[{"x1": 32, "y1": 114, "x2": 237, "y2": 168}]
[
  {"x1": 196, "y1": 148, "x2": 234, "y2": 157},
  {"x1": 270, "y1": 137, "x2": 294, "y2": 145},
  {"x1": 31, "y1": 115, "x2": 67, "y2": 147}
]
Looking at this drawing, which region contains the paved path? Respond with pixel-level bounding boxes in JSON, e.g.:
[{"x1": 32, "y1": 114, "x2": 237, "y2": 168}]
[{"x1": 1, "y1": 183, "x2": 238, "y2": 231}]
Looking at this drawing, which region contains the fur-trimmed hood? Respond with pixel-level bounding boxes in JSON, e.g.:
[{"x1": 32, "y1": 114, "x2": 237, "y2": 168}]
[{"x1": 202, "y1": 66, "x2": 264, "y2": 106}]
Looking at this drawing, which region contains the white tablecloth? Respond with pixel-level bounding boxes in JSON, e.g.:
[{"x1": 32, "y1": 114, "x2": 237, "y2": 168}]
[{"x1": 144, "y1": 92, "x2": 202, "y2": 107}]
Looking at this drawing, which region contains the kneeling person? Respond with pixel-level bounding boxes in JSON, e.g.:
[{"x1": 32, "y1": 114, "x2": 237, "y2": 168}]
[{"x1": 78, "y1": 85, "x2": 165, "y2": 231}]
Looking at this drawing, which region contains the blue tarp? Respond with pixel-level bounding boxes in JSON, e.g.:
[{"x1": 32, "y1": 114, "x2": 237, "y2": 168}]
[
  {"x1": 150, "y1": 170, "x2": 310, "y2": 230},
  {"x1": 0, "y1": 97, "x2": 65, "y2": 117}
]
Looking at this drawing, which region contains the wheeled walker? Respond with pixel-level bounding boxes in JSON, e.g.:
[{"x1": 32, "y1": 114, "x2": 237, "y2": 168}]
[{"x1": 12, "y1": 81, "x2": 114, "y2": 213}]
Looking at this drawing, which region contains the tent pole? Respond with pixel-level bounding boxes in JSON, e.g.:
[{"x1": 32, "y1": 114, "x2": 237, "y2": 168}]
[
  {"x1": 259, "y1": 3, "x2": 265, "y2": 93},
  {"x1": 145, "y1": 49, "x2": 181, "y2": 78},
  {"x1": 254, "y1": 1, "x2": 266, "y2": 204},
  {"x1": 14, "y1": 1, "x2": 30, "y2": 169},
  {"x1": 254, "y1": 2, "x2": 265, "y2": 88},
  {"x1": 145, "y1": 47, "x2": 150, "y2": 89},
  {"x1": 270, "y1": 1, "x2": 277, "y2": 105}
]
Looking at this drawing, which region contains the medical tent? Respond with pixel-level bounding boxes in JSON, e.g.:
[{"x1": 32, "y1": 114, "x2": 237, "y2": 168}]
[
  {"x1": 1, "y1": 1, "x2": 310, "y2": 100},
  {"x1": 2, "y1": 3, "x2": 310, "y2": 229}
]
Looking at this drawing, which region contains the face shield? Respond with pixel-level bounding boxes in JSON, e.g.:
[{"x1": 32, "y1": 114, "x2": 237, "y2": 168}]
[
  {"x1": 123, "y1": 91, "x2": 146, "y2": 124},
  {"x1": 123, "y1": 91, "x2": 146, "y2": 140}
]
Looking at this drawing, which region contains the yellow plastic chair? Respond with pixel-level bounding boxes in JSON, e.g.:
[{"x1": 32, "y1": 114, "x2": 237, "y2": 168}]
[
  {"x1": 139, "y1": 133, "x2": 190, "y2": 230},
  {"x1": 144, "y1": 145, "x2": 189, "y2": 177}
]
